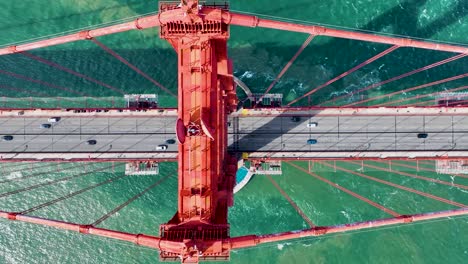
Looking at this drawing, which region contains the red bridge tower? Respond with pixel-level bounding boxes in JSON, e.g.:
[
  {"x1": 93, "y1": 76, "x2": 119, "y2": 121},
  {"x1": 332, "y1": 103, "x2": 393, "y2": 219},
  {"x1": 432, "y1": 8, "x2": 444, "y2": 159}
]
[{"x1": 157, "y1": 1, "x2": 238, "y2": 262}]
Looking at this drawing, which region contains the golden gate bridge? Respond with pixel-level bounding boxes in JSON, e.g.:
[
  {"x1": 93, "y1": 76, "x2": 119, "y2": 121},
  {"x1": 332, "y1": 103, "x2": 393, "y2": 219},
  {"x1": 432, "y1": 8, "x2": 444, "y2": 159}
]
[{"x1": 0, "y1": 1, "x2": 467, "y2": 263}]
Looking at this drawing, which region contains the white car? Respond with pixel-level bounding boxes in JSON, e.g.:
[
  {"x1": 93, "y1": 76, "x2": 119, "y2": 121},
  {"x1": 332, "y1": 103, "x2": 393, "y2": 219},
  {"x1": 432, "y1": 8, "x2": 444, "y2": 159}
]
[
  {"x1": 48, "y1": 117, "x2": 61, "y2": 123},
  {"x1": 156, "y1": 144, "x2": 168, "y2": 150},
  {"x1": 307, "y1": 122, "x2": 318, "y2": 128}
]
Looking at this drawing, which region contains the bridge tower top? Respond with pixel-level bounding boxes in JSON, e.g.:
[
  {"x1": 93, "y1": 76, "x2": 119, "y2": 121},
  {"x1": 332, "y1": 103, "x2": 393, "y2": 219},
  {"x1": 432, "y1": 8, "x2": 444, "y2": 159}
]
[{"x1": 157, "y1": 1, "x2": 237, "y2": 262}]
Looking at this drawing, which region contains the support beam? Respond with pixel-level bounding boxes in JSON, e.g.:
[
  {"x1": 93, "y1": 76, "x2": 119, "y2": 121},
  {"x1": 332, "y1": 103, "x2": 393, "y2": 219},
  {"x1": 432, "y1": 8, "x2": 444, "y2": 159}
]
[
  {"x1": 227, "y1": 13, "x2": 468, "y2": 54},
  {"x1": 0, "y1": 15, "x2": 161, "y2": 55},
  {"x1": 230, "y1": 208, "x2": 468, "y2": 250}
]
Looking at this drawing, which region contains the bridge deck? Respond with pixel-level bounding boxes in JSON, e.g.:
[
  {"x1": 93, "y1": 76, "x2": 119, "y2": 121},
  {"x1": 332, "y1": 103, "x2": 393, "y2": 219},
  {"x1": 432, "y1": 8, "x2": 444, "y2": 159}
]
[{"x1": 0, "y1": 107, "x2": 467, "y2": 160}]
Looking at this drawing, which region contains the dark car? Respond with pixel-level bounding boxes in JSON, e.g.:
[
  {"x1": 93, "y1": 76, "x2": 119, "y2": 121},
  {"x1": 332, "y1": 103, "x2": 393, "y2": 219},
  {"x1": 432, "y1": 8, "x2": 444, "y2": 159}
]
[
  {"x1": 166, "y1": 139, "x2": 176, "y2": 144},
  {"x1": 86, "y1": 140, "x2": 97, "y2": 145},
  {"x1": 2, "y1": 135, "x2": 13, "y2": 141},
  {"x1": 307, "y1": 139, "x2": 317, "y2": 145},
  {"x1": 291, "y1": 116, "x2": 301, "y2": 122},
  {"x1": 40, "y1": 124, "x2": 52, "y2": 129},
  {"x1": 417, "y1": 133, "x2": 428, "y2": 139}
]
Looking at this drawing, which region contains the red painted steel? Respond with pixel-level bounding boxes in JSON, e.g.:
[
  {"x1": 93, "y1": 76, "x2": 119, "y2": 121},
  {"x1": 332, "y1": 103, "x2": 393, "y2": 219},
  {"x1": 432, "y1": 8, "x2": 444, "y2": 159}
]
[
  {"x1": 348, "y1": 161, "x2": 468, "y2": 189},
  {"x1": 0, "y1": 15, "x2": 161, "y2": 55},
  {"x1": 0, "y1": 210, "x2": 169, "y2": 249},
  {"x1": 0, "y1": 6, "x2": 466, "y2": 57},
  {"x1": 91, "y1": 39, "x2": 175, "y2": 97},
  {"x1": 2, "y1": 2, "x2": 468, "y2": 262},
  {"x1": 287, "y1": 45, "x2": 399, "y2": 106},
  {"x1": 374, "y1": 160, "x2": 437, "y2": 173},
  {"x1": 287, "y1": 162, "x2": 401, "y2": 217},
  {"x1": 375, "y1": 85, "x2": 468, "y2": 106},
  {"x1": 0, "y1": 158, "x2": 177, "y2": 163},
  {"x1": 226, "y1": 13, "x2": 468, "y2": 54},
  {"x1": 410, "y1": 97, "x2": 468, "y2": 107},
  {"x1": 157, "y1": 1, "x2": 237, "y2": 262},
  {"x1": 255, "y1": 35, "x2": 314, "y2": 107},
  {"x1": 20, "y1": 51, "x2": 126, "y2": 95},
  {"x1": 0, "y1": 69, "x2": 92, "y2": 97},
  {"x1": 319, "y1": 161, "x2": 467, "y2": 207},
  {"x1": 266, "y1": 174, "x2": 315, "y2": 227},
  {"x1": 229, "y1": 208, "x2": 468, "y2": 249},
  {"x1": 320, "y1": 54, "x2": 467, "y2": 106},
  {"x1": 344, "y1": 73, "x2": 468, "y2": 107},
  {"x1": 4, "y1": 105, "x2": 468, "y2": 113},
  {"x1": 3, "y1": 208, "x2": 466, "y2": 255},
  {"x1": 250, "y1": 156, "x2": 468, "y2": 162}
]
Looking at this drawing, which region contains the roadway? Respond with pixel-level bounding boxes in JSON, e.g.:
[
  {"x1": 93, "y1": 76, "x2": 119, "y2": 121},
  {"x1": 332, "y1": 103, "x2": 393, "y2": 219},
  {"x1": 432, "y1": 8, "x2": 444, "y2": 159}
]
[
  {"x1": 0, "y1": 107, "x2": 467, "y2": 160},
  {"x1": 229, "y1": 115, "x2": 468, "y2": 152}
]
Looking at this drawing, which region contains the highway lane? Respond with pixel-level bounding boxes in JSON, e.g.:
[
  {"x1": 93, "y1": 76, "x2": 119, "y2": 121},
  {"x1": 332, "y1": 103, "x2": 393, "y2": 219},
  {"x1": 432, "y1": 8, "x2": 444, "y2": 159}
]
[
  {"x1": 0, "y1": 117, "x2": 175, "y2": 134},
  {"x1": 0, "y1": 134, "x2": 179, "y2": 152},
  {"x1": 228, "y1": 115, "x2": 468, "y2": 152},
  {"x1": 0, "y1": 114, "x2": 467, "y2": 154}
]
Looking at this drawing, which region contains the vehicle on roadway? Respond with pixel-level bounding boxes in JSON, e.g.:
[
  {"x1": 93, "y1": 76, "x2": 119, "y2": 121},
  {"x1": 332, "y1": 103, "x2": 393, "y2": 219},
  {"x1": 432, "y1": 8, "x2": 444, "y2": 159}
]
[
  {"x1": 48, "y1": 117, "x2": 61, "y2": 123},
  {"x1": 86, "y1": 140, "x2": 97, "y2": 145},
  {"x1": 166, "y1": 139, "x2": 176, "y2": 144},
  {"x1": 307, "y1": 139, "x2": 317, "y2": 144},
  {"x1": 291, "y1": 116, "x2": 301, "y2": 122},
  {"x1": 40, "y1": 124, "x2": 52, "y2": 129},
  {"x1": 307, "y1": 122, "x2": 318, "y2": 128},
  {"x1": 417, "y1": 133, "x2": 428, "y2": 139},
  {"x1": 2, "y1": 135, "x2": 13, "y2": 141},
  {"x1": 156, "y1": 144, "x2": 168, "y2": 150}
]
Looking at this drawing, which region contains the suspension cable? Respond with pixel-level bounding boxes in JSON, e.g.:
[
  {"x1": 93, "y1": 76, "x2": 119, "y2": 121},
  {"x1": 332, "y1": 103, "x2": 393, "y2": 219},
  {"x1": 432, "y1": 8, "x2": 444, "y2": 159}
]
[
  {"x1": 266, "y1": 174, "x2": 315, "y2": 227},
  {"x1": 319, "y1": 161, "x2": 467, "y2": 208},
  {"x1": 288, "y1": 45, "x2": 399, "y2": 106},
  {"x1": 0, "y1": 162, "x2": 55, "y2": 177},
  {"x1": 21, "y1": 165, "x2": 128, "y2": 215},
  {"x1": 348, "y1": 161, "x2": 468, "y2": 189},
  {"x1": 287, "y1": 162, "x2": 401, "y2": 217},
  {"x1": 0, "y1": 69, "x2": 94, "y2": 98},
  {"x1": 374, "y1": 85, "x2": 468, "y2": 106},
  {"x1": 91, "y1": 39, "x2": 176, "y2": 97},
  {"x1": 20, "y1": 51, "x2": 126, "y2": 95},
  {"x1": 0, "y1": 164, "x2": 114, "y2": 198},
  {"x1": 344, "y1": 73, "x2": 468, "y2": 107},
  {"x1": 0, "y1": 162, "x2": 83, "y2": 184},
  {"x1": 91, "y1": 173, "x2": 172, "y2": 226},
  {"x1": 376, "y1": 160, "x2": 437, "y2": 172},
  {"x1": 408, "y1": 92, "x2": 468, "y2": 107},
  {"x1": 255, "y1": 35, "x2": 314, "y2": 107},
  {"x1": 230, "y1": 10, "x2": 468, "y2": 48},
  {"x1": 0, "y1": 11, "x2": 159, "y2": 48},
  {"x1": 319, "y1": 54, "x2": 467, "y2": 106}
]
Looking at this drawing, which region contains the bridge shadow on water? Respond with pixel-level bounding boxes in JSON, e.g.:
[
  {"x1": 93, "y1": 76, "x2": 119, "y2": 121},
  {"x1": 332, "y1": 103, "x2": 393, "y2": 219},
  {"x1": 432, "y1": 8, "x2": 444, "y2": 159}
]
[{"x1": 0, "y1": 0, "x2": 464, "y2": 104}]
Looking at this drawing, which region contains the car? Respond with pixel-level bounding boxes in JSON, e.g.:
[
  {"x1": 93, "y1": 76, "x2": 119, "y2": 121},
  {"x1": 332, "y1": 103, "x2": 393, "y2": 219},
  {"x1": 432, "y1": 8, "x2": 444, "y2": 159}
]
[
  {"x1": 307, "y1": 122, "x2": 318, "y2": 128},
  {"x1": 40, "y1": 124, "x2": 52, "y2": 129},
  {"x1": 417, "y1": 133, "x2": 428, "y2": 139},
  {"x1": 307, "y1": 139, "x2": 317, "y2": 144},
  {"x1": 156, "y1": 144, "x2": 168, "y2": 150},
  {"x1": 48, "y1": 117, "x2": 61, "y2": 123},
  {"x1": 291, "y1": 116, "x2": 301, "y2": 122},
  {"x1": 2, "y1": 135, "x2": 13, "y2": 141},
  {"x1": 166, "y1": 139, "x2": 176, "y2": 144},
  {"x1": 86, "y1": 140, "x2": 97, "y2": 145}
]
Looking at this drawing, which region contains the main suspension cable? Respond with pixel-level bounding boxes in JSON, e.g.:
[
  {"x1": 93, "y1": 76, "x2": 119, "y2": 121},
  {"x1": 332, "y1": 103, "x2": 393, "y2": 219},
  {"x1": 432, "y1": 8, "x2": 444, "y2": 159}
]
[{"x1": 91, "y1": 173, "x2": 172, "y2": 226}]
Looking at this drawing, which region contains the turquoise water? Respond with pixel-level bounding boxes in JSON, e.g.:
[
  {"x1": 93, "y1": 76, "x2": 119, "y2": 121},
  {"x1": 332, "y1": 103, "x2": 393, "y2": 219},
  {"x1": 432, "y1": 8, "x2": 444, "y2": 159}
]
[{"x1": 0, "y1": 0, "x2": 467, "y2": 263}]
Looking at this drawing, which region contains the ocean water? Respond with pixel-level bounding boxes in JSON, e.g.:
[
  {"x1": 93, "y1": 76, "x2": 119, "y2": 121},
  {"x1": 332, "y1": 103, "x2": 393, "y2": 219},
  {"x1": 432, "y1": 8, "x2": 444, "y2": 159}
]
[{"x1": 0, "y1": 0, "x2": 467, "y2": 263}]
